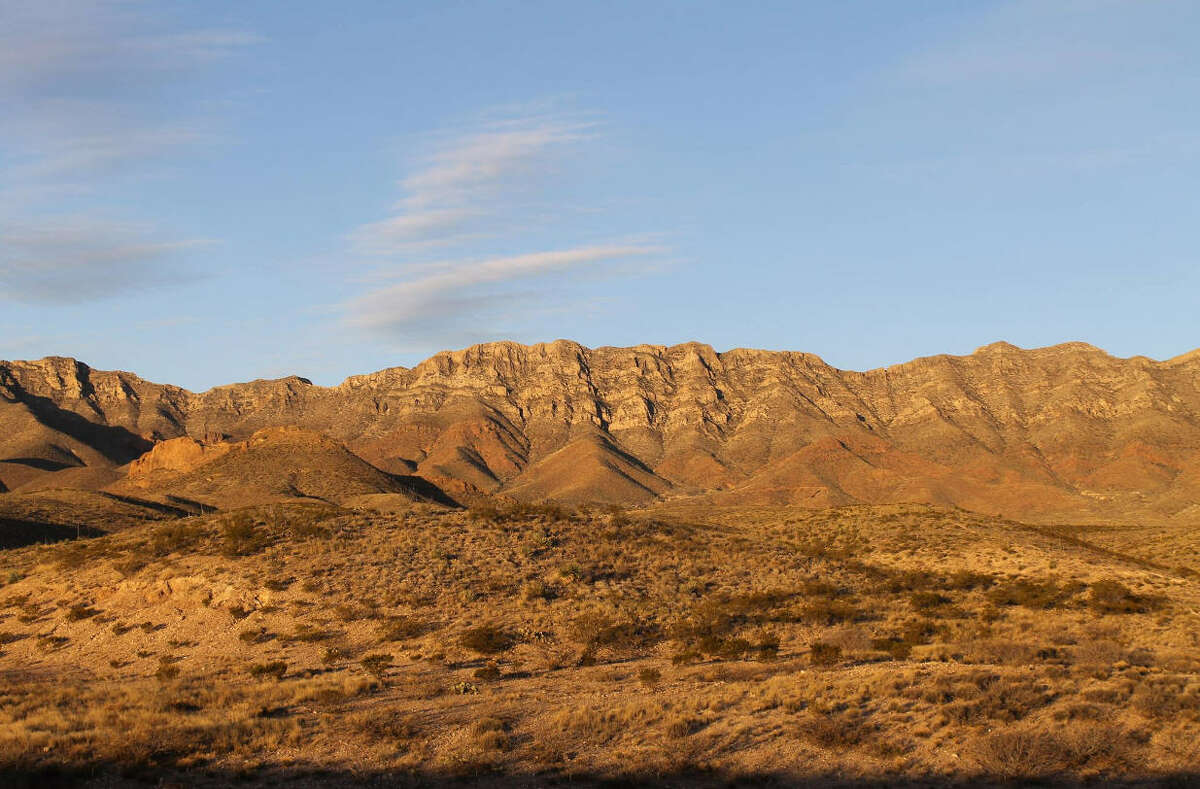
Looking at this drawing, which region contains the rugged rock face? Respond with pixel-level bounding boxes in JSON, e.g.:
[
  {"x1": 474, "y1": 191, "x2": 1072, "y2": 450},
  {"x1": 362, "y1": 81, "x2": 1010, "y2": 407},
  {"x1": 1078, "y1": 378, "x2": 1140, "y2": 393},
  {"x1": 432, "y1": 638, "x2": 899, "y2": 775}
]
[
  {"x1": 3, "y1": 340, "x2": 1199, "y2": 521},
  {"x1": 127, "y1": 437, "x2": 233, "y2": 477}
]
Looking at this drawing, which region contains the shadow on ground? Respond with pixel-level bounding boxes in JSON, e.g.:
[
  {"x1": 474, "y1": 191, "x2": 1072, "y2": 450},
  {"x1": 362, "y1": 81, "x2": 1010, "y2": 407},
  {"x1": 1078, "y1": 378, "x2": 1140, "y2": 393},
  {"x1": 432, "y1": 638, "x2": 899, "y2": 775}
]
[
  {"x1": 0, "y1": 516, "x2": 104, "y2": 549},
  {"x1": 3, "y1": 765, "x2": 1199, "y2": 788}
]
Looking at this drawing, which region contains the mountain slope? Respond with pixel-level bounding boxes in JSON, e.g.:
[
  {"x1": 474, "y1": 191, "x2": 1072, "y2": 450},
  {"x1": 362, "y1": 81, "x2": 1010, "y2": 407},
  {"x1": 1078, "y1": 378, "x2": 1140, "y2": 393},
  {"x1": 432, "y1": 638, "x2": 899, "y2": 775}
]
[
  {"x1": 2, "y1": 340, "x2": 1199, "y2": 521},
  {"x1": 108, "y1": 427, "x2": 423, "y2": 510}
]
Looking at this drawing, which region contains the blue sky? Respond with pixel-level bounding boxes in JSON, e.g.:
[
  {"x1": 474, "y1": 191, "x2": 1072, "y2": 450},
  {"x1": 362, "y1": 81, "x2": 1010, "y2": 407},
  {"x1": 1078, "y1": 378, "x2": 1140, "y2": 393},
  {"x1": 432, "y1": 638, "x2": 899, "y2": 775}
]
[{"x1": 1, "y1": 0, "x2": 1197, "y2": 390}]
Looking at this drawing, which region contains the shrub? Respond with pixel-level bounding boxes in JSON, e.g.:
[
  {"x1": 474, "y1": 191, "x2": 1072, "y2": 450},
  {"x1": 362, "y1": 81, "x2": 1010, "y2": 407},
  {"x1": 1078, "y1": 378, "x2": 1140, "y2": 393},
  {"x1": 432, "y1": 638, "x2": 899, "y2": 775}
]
[
  {"x1": 460, "y1": 625, "x2": 517, "y2": 654},
  {"x1": 287, "y1": 506, "x2": 339, "y2": 539},
  {"x1": 910, "y1": 591, "x2": 951, "y2": 612},
  {"x1": 800, "y1": 598, "x2": 860, "y2": 625},
  {"x1": 334, "y1": 604, "x2": 368, "y2": 621},
  {"x1": 376, "y1": 616, "x2": 426, "y2": 642},
  {"x1": 467, "y1": 501, "x2": 570, "y2": 523},
  {"x1": 248, "y1": 660, "x2": 288, "y2": 680},
  {"x1": 946, "y1": 570, "x2": 996, "y2": 590},
  {"x1": 671, "y1": 600, "x2": 735, "y2": 642},
  {"x1": 755, "y1": 629, "x2": 781, "y2": 661},
  {"x1": 971, "y1": 728, "x2": 1067, "y2": 779},
  {"x1": 638, "y1": 667, "x2": 662, "y2": 688},
  {"x1": 281, "y1": 624, "x2": 335, "y2": 643},
  {"x1": 473, "y1": 664, "x2": 502, "y2": 681},
  {"x1": 466, "y1": 502, "x2": 503, "y2": 522},
  {"x1": 799, "y1": 712, "x2": 872, "y2": 749},
  {"x1": 155, "y1": 656, "x2": 180, "y2": 681},
  {"x1": 359, "y1": 653, "x2": 393, "y2": 681},
  {"x1": 970, "y1": 677, "x2": 1055, "y2": 722},
  {"x1": 151, "y1": 523, "x2": 206, "y2": 556},
  {"x1": 222, "y1": 513, "x2": 268, "y2": 556},
  {"x1": 522, "y1": 580, "x2": 556, "y2": 601},
  {"x1": 870, "y1": 636, "x2": 913, "y2": 660},
  {"x1": 36, "y1": 635, "x2": 68, "y2": 652},
  {"x1": 987, "y1": 578, "x2": 1083, "y2": 610},
  {"x1": 801, "y1": 580, "x2": 843, "y2": 597},
  {"x1": 356, "y1": 710, "x2": 422, "y2": 743},
  {"x1": 809, "y1": 642, "x2": 842, "y2": 667},
  {"x1": 1088, "y1": 579, "x2": 1166, "y2": 614},
  {"x1": 970, "y1": 724, "x2": 1142, "y2": 779},
  {"x1": 113, "y1": 557, "x2": 148, "y2": 577},
  {"x1": 1133, "y1": 679, "x2": 1198, "y2": 719},
  {"x1": 900, "y1": 618, "x2": 942, "y2": 646},
  {"x1": 470, "y1": 716, "x2": 511, "y2": 751},
  {"x1": 65, "y1": 603, "x2": 99, "y2": 621},
  {"x1": 882, "y1": 569, "x2": 938, "y2": 593},
  {"x1": 709, "y1": 636, "x2": 751, "y2": 660},
  {"x1": 665, "y1": 715, "x2": 706, "y2": 738}
]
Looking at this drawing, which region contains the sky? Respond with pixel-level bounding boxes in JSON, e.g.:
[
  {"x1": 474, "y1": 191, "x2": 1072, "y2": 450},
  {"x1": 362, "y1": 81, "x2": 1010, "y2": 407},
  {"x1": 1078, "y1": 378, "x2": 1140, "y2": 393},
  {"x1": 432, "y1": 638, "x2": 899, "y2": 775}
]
[{"x1": 1, "y1": 0, "x2": 1197, "y2": 390}]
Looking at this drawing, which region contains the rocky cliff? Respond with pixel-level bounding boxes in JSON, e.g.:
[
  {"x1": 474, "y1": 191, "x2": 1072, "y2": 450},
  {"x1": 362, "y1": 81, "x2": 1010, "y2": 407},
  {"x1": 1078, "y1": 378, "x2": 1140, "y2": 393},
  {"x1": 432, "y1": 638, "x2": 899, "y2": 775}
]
[{"x1": 3, "y1": 340, "x2": 1199, "y2": 522}]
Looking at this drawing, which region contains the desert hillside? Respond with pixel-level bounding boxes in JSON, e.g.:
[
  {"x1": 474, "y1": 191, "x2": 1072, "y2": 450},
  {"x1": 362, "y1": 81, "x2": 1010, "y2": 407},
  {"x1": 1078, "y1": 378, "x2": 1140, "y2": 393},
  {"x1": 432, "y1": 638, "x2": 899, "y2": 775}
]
[
  {"x1": 3, "y1": 341, "x2": 1200, "y2": 522},
  {"x1": 3, "y1": 343, "x2": 1200, "y2": 786},
  {"x1": 1, "y1": 501, "x2": 1198, "y2": 786}
]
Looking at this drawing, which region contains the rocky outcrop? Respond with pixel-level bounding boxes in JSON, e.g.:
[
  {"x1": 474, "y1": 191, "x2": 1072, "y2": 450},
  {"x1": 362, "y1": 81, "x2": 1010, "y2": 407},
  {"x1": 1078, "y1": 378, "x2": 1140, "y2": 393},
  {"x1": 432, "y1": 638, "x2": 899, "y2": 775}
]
[
  {"x1": 3, "y1": 340, "x2": 1200, "y2": 521},
  {"x1": 127, "y1": 437, "x2": 233, "y2": 477},
  {"x1": 112, "y1": 426, "x2": 426, "y2": 509}
]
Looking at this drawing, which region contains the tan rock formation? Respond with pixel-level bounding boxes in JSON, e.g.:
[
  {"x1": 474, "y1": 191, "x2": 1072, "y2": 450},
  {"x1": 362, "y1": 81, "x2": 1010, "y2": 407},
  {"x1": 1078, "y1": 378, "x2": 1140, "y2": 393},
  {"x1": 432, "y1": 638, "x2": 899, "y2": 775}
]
[
  {"x1": 3, "y1": 340, "x2": 1200, "y2": 522},
  {"x1": 127, "y1": 437, "x2": 233, "y2": 478}
]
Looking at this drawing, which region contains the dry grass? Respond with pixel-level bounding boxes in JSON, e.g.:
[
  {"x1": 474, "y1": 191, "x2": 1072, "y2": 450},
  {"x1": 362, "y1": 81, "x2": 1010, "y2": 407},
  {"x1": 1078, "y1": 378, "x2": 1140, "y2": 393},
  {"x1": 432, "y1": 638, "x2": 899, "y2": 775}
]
[{"x1": 0, "y1": 501, "x2": 1197, "y2": 786}]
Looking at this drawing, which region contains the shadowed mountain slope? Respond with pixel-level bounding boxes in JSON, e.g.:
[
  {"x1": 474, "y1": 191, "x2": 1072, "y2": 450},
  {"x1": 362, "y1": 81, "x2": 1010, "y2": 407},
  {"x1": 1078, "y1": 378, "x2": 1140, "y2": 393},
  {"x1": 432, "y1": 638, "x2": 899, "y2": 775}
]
[
  {"x1": 3, "y1": 340, "x2": 1200, "y2": 522},
  {"x1": 0, "y1": 489, "x2": 179, "y2": 548}
]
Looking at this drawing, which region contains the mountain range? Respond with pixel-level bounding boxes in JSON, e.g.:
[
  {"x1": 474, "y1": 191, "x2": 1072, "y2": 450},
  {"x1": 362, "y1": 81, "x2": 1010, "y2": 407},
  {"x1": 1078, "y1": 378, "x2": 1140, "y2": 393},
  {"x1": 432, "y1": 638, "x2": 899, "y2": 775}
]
[{"x1": 3, "y1": 339, "x2": 1199, "y2": 524}]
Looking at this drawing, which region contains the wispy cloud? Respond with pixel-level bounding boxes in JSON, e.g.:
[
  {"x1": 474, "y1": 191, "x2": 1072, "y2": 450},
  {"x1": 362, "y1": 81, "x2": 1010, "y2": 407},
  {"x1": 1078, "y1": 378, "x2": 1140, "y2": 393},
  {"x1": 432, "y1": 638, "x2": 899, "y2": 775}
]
[
  {"x1": 895, "y1": 0, "x2": 1175, "y2": 86},
  {"x1": 349, "y1": 115, "x2": 594, "y2": 252},
  {"x1": 132, "y1": 30, "x2": 265, "y2": 61},
  {"x1": 0, "y1": 2, "x2": 258, "y2": 89},
  {"x1": 0, "y1": 217, "x2": 210, "y2": 304},
  {"x1": 0, "y1": 0, "x2": 257, "y2": 304},
  {"x1": 348, "y1": 244, "x2": 663, "y2": 333},
  {"x1": 344, "y1": 109, "x2": 669, "y2": 342},
  {"x1": 5, "y1": 118, "x2": 214, "y2": 182}
]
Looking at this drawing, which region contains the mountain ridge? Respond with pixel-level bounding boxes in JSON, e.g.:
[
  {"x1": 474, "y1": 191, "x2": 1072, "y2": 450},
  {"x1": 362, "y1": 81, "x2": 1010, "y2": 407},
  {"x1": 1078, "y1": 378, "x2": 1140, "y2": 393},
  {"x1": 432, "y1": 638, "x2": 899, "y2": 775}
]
[
  {"x1": 6, "y1": 338, "x2": 1198, "y2": 395},
  {"x1": 3, "y1": 340, "x2": 1200, "y2": 522}
]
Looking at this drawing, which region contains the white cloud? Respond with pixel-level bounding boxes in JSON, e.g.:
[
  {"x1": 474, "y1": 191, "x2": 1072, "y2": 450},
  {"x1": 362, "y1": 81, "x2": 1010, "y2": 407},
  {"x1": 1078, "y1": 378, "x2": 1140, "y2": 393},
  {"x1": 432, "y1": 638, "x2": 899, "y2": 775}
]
[
  {"x1": 348, "y1": 244, "x2": 662, "y2": 333},
  {"x1": 349, "y1": 116, "x2": 593, "y2": 252},
  {"x1": 344, "y1": 108, "x2": 670, "y2": 343},
  {"x1": 348, "y1": 207, "x2": 481, "y2": 253}
]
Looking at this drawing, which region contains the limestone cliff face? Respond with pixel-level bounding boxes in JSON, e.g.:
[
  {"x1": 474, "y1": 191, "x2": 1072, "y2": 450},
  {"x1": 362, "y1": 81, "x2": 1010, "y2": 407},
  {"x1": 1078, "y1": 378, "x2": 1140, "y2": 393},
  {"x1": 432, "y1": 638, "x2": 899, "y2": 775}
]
[{"x1": 3, "y1": 341, "x2": 1199, "y2": 520}]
